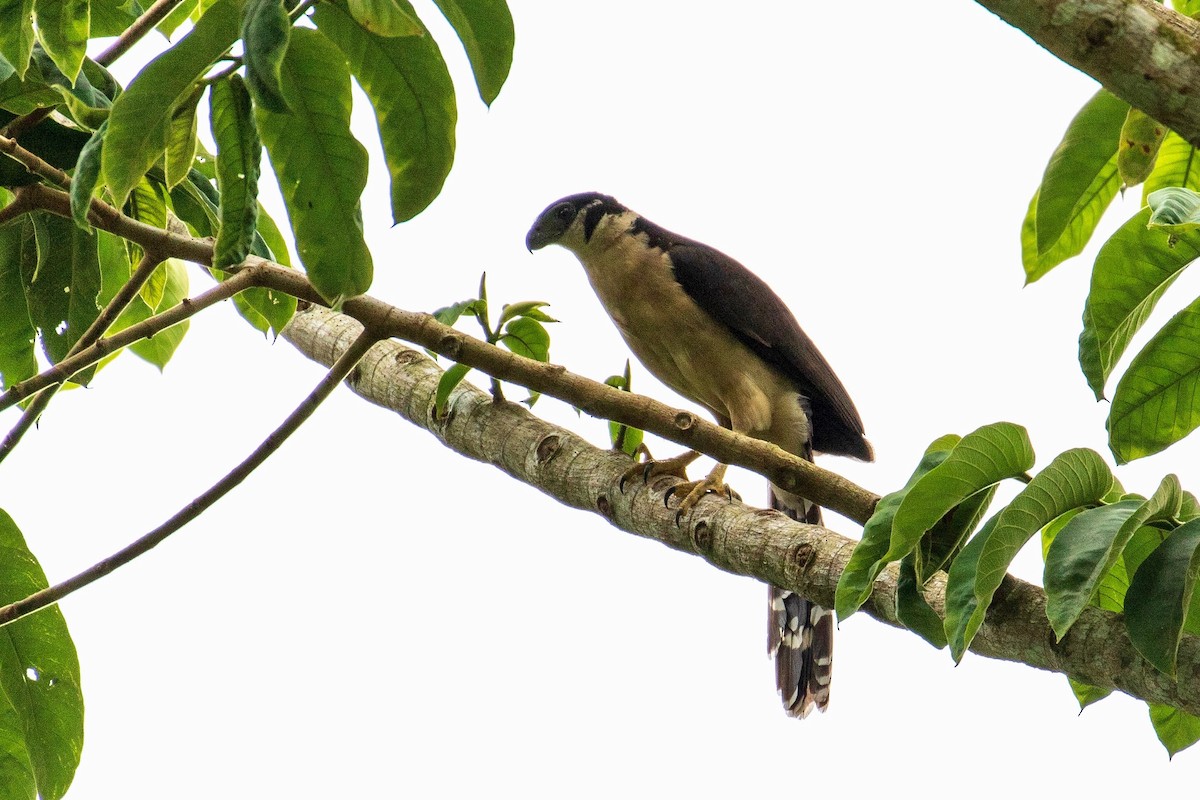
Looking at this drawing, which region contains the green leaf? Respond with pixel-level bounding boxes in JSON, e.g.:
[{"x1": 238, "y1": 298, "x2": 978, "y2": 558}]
[
  {"x1": 157, "y1": 0, "x2": 198, "y2": 36},
  {"x1": 885, "y1": 422, "x2": 1034, "y2": 568},
  {"x1": 313, "y1": 1, "x2": 456, "y2": 224},
  {"x1": 497, "y1": 300, "x2": 552, "y2": 327},
  {"x1": 347, "y1": 0, "x2": 422, "y2": 36},
  {"x1": 1149, "y1": 704, "x2": 1200, "y2": 758},
  {"x1": 241, "y1": 0, "x2": 291, "y2": 113},
  {"x1": 256, "y1": 26, "x2": 372, "y2": 304},
  {"x1": 210, "y1": 74, "x2": 260, "y2": 271},
  {"x1": 1078, "y1": 206, "x2": 1200, "y2": 399},
  {"x1": 897, "y1": 554, "x2": 947, "y2": 649},
  {"x1": 129, "y1": 259, "x2": 190, "y2": 369},
  {"x1": 1117, "y1": 108, "x2": 1166, "y2": 188},
  {"x1": 944, "y1": 513, "x2": 999, "y2": 662},
  {"x1": 918, "y1": 484, "x2": 997, "y2": 582},
  {"x1": 432, "y1": 298, "x2": 479, "y2": 328},
  {"x1": 1108, "y1": 295, "x2": 1200, "y2": 461},
  {"x1": 1143, "y1": 132, "x2": 1200, "y2": 201},
  {"x1": 1045, "y1": 475, "x2": 1181, "y2": 638},
  {"x1": 102, "y1": 0, "x2": 241, "y2": 206},
  {"x1": 1043, "y1": 499, "x2": 1141, "y2": 638},
  {"x1": 253, "y1": 200, "x2": 291, "y2": 266},
  {"x1": 1124, "y1": 517, "x2": 1200, "y2": 676},
  {"x1": 69, "y1": 117, "x2": 106, "y2": 230},
  {"x1": 951, "y1": 448, "x2": 1114, "y2": 660},
  {"x1": 0, "y1": 508, "x2": 85, "y2": 800},
  {"x1": 32, "y1": 0, "x2": 89, "y2": 82},
  {"x1": 1147, "y1": 185, "x2": 1200, "y2": 233},
  {"x1": 835, "y1": 443, "x2": 955, "y2": 619},
  {"x1": 89, "y1": 0, "x2": 139, "y2": 37},
  {"x1": 1033, "y1": 89, "x2": 1127, "y2": 257},
  {"x1": 1068, "y1": 678, "x2": 1112, "y2": 711},
  {"x1": 432, "y1": 0, "x2": 513, "y2": 105},
  {"x1": 25, "y1": 212, "x2": 101, "y2": 374},
  {"x1": 434, "y1": 361, "x2": 470, "y2": 417},
  {"x1": 164, "y1": 84, "x2": 205, "y2": 191},
  {"x1": 0, "y1": 219, "x2": 37, "y2": 388},
  {"x1": 500, "y1": 316, "x2": 549, "y2": 362},
  {"x1": 605, "y1": 361, "x2": 642, "y2": 456},
  {"x1": 0, "y1": 0, "x2": 36, "y2": 79}
]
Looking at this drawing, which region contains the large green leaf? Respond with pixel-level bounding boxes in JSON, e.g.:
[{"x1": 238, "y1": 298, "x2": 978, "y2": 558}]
[
  {"x1": 164, "y1": 85, "x2": 205, "y2": 191},
  {"x1": 313, "y1": 1, "x2": 456, "y2": 224},
  {"x1": 885, "y1": 423, "x2": 1033, "y2": 568},
  {"x1": 24, "y1": 213, "x2": 101, "y2": 374},
  {"x1": 1043, "y1": 500, "x2": 1140, "y2": 637},
  {"x1": 949, "y1": 448, "x2": 1113, "y2": 660},
  {"x1": 835, "y1": 440, "x2": 956, "y2": 619},
  {"x1": 944, "y1": 513, "x2": 999, "y2": 662},
  {"x1": 1108, "y1": 295, "x2": 1200, "y2": 462},
  {"x1": 1044, "y1": 475, "x2": 1180, "y2": 639},
  {"x1": 0, "y1": 509, "x2": 84, "y2": 800},
  {"x1": 240, "y1": 0, "x2": 291, "y2": 113},
  {"x1": 346, "y1": 0, "x2": 421, "y2": 36},
  {"x1": 1024, "y1": 90, "x2": 1127, "y2": 281},
  {"x1": 210, "y1": 74, "x2": 260, "y2": 271},
  {"x1": 256, "y1": 26, "x2": 372, "y2": 303},
  {"x1": 1078, "y1": 207, "x2": 1200, "y2": 399},
  {"x1": 1125, "y1": 518, "x2": 1200, "y2": 676},
  {"x1": 897, "y1": 554, "x2": 947, "y2": 649},
  {"x1": 432, "y1": 0, "x2": 513, "y2": 106},
  {"x1": 0, "y1": 219, "x2": 37, "y2": 389},
  {"x1": 1149, "y1": 704, "x2": 1200, "y2": 758},
  {"x1": 69, "y1": 118, "x2": 106, "y2": 230},
  {"x1": 101, "y1": 0, "x2": 241, "y2": 206},
  {"x1": 31, "y1": 0, "x2": 88, "y2": 82},
  {"x1": 0, "y1": 0, "x2": 36, "y2": 80},
  {"x1": 1143, "y1": 132, "x2": 1200, "y2": 200}
]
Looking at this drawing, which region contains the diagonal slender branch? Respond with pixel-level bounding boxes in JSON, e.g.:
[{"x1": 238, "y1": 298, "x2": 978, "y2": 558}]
[
  {"x1": 0, "y1": 267, "x2": 262, "y2": 413},
  {"x1": 0, "y1": 328, "x2": 382, "y2": 628}
]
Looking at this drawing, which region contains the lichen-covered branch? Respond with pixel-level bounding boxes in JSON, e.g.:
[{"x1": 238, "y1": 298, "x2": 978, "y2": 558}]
[
  {"x1": 978, "y1": 0, "x2": 1200, "y2": 145},
  {"x1": 282, "y1": 304, "x2": 1200, "y2": 716}
]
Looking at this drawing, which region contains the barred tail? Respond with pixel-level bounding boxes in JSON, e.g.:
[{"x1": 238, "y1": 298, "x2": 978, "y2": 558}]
[{"x1": 768, "y1": 491, "x2": 833, "y2": 718}]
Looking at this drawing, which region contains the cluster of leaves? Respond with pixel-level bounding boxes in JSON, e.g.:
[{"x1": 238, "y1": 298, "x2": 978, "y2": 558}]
[
  {"x1": 1021, "y1": 73, "x2": 1200, "y2": 462},
  {"x1": 0, "y1": 1, "x2": 514, "y2": 797},
  {"x1": 431, "y1": 272, "x2": 555, "y2": 414},
  {"x1": 836, "y1": 421, "x2": 1200, "y2": 756}
]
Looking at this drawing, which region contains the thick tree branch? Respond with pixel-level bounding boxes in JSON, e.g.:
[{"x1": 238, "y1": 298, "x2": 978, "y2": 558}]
[
  {"x1": 15, "y1": 177, "x2": 1196, "y2": 716},
  {"x1": 281, "y1": 304, "x2": 1200, "y2": 717},
  {"x1": 979, "y1": 0, "x2": 1200, "y2": 145}
]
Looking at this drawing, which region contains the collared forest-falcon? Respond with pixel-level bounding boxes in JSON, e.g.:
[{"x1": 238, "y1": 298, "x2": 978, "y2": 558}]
[{"x1": 527, "y1": 192, "x2": 872, "y2": 718}]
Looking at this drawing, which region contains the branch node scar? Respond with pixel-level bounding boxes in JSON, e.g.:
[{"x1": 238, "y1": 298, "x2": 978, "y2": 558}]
[{"x1": 536, "y1": 434, "x2": 561, "y2": 463}]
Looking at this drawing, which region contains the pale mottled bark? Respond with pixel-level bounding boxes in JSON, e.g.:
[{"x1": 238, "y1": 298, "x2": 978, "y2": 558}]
[{"x1": 283, "y1": 304, "x2": 1200, "y2": 717}]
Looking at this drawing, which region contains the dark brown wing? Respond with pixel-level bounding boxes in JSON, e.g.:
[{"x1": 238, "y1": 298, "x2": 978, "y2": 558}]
[{"x1": 653, "y1": 231, "x2": 871, "y2": 460}]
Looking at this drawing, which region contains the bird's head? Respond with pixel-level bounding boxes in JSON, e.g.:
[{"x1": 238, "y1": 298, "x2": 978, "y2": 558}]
[{"x1": 526, "y1": 192, "x2": 626, "y2": 253}]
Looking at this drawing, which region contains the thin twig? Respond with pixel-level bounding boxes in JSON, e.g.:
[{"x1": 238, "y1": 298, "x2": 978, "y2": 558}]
[
  {"x1": 0, "y1": 268, "x2": 261, "y2": 413},
  {"x1": 0, "y1": 134, "x2": 72, "y2": 188},
  {"x1": 0, "y1": 328, "x2": 381, "y2": 628},
  {"x1": 0, "y1": 253, "x2": 166, "y2": 465},
  {"x1": 95, "y1": 0, "x2": 188, "y2": 67}
]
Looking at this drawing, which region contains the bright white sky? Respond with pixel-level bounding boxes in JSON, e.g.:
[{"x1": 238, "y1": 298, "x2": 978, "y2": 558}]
[{"x1": 4, "y1": 1, "x2": 1200, "y2": 796}]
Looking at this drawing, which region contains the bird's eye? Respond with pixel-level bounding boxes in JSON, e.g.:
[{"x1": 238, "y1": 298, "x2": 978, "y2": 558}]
[{"x1": 556, "y1": 205, "x2": 574, "y2": 222}]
